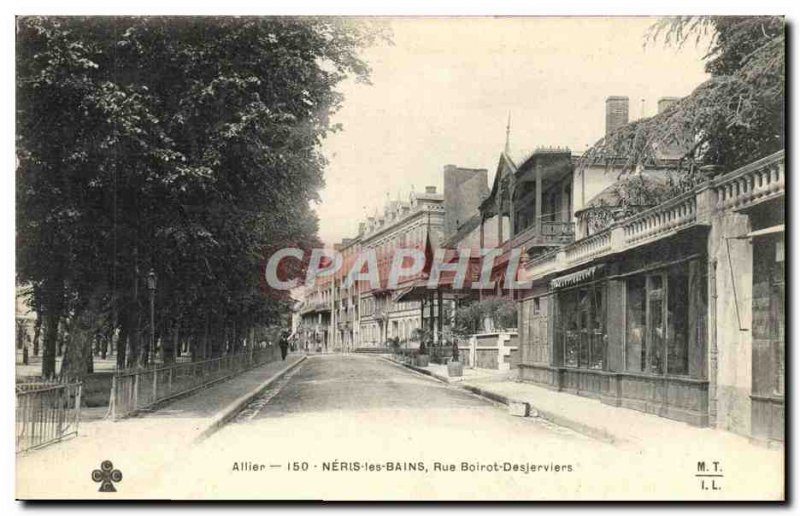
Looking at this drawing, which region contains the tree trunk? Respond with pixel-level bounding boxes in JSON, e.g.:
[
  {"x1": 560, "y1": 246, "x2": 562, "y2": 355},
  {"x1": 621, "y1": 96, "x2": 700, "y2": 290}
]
[
  {"x1": 232, "y1": 321, "x2": 242, "y2": 354},
  {"x1": 203, "y1": 312, "x2": 212, "y2": 359},
  {"x1": 56, "y1": 320, "x2": 67, "y2": 357},
  {"x1": 163, "y1": 321, "x2": 178, "y2": 365},
  {"x1": 86, "y1": 337, "x2": 95, "y2": 373},
  {"x1": 210, "y1": 321, "x2": 224, "y2": 358},
  {"x1": 116, "y1": 321, "x2": 128, "y2": 369},
  {"x1": 174, "y1": 322, "x2": 182, "y2": 359},
  {"x1": 60, "y1": 328, "x2": 92, "y2": 381},
  {"x1": 126, "y1": 302, "x2": 140, "y2": 369},
  {"x1": 41, "y1": 311, "x2": 60, "y2": 379},
  {"x1": 32, "y1": 311, "x2": 41, "y2": 356}
]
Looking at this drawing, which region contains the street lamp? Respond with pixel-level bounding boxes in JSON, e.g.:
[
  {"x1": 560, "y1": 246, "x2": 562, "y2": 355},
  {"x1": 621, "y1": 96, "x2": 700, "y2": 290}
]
[{"x1": 146, "y1": 269, "x2": 157, "y2": 365}]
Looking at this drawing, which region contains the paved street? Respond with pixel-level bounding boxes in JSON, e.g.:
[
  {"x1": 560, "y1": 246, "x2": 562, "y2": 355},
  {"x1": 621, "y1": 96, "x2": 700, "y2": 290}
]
[
  {"x1": 158, "y1": 354, "x2": 633, "y2": 500},
  {"x1": 242, "y1": 354, "x2": 546, "y2": 419}
]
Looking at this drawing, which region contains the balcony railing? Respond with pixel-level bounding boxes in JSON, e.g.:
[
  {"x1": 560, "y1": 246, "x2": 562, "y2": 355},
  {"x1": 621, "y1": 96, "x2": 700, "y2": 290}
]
[
  {"x1": 713, "y1": 150, "x2": 784, "y2": 212},
  {"x1": 524, "y1": 251, "x2": 559, "y2": 279},
  {"x1": 507, "y1": 220, "x2": 575, "y2": 251},
  {"x1": 564, "y1": 230, "x2": 612, "y2": 266},
  {"x1": 623, "y1": 191, "x2": 697, "y2": 247},
  {"x1": 524, "y1": 150, "x2": 785, "y2": 283},
  {"x1": 300, "y1": 301, "x2": 331, "y2": 315}
]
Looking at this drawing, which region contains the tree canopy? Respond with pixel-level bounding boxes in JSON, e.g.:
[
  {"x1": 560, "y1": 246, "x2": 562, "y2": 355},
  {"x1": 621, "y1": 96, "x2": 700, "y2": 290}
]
[
  {"x1": 581, "y1": 16, "x2": 784, "y2": 175},
  {"x1": 16, "y1": 16, "x2": 385, "y2": 377}
]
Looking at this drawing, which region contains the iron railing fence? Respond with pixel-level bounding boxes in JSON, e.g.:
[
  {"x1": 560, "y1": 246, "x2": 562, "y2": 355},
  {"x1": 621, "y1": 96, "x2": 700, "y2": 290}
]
[
  {"x1": 16, "y1": 381, "x2": 82, "y2": 453},
  {"x1": 109, "y1": 346, "x2": 281, "y2": 420}
]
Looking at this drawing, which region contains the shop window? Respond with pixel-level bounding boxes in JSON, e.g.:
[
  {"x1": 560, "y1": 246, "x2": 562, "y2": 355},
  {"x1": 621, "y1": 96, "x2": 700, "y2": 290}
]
[
  {"x1": 647, "y1": 275, "x2": 665, "y2": 374},
  {"x1": 667, "y1": 270, "x2": 689, "y2": 375},
  {"x1": 625, "y1": 261, "x2": 699, "y2": 376},
  {"x1": 559, "y1": 285, "x2": 606, "y2": 370},
  {"x1": 590, "y1": 287, "x2": 606, "y2": 369}
]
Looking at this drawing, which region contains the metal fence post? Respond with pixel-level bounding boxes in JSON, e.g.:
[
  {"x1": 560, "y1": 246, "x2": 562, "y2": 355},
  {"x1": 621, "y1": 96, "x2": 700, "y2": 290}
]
[
  {"x1": 109, "y1": 374, "x2": 117, "y2": 420},
  {"x1": 133, "y1": 373, "x2": 139, "y2": 411},
  {"x1": 74, "y1": 383, "x2": 82, "y2": 432}
]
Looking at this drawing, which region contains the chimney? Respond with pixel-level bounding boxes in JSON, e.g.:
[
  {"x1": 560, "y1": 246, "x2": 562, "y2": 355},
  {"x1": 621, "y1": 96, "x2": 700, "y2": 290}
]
[
  {"x1": 605, "y1": 96, "x2": 629, "y2": 136},
  {"x1": 425, "y1": 186, "x2": 437, "y2": 194},
  {"x1": 358, "y1": 222, "x2": 366, "y2": 235},
  {"x1": 657, "y1": 97, "x2": 680, "y2": 114}
]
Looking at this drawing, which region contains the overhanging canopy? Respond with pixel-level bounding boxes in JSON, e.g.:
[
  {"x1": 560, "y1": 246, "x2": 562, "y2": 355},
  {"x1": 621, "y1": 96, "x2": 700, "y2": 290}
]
[{"x1": 550, "y1": 265, "x2": 601, "y2": 290}]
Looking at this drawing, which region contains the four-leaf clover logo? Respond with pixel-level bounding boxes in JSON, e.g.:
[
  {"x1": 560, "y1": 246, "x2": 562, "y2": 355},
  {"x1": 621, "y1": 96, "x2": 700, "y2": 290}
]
[{"x1": 92, "y1": 460, "x2": 122, "y2": 492}]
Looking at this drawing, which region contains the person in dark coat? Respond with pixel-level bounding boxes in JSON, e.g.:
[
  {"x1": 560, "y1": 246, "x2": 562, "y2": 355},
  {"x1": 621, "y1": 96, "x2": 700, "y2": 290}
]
[{"x1": 279, "y1": 331, "x2": 289, "y2": 361}]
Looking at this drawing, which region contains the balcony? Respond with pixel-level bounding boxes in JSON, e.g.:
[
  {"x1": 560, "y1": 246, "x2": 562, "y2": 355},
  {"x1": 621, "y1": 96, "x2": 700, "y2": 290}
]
[
  {"x1": 504, "y1": 220, "x2": 575, "y2": 252},
  {"x1": 299, "y1": 300, "x2": 331, "y2": 315},
  {"x1": 523, "y1": 150, "x2": 785, "y2": 282}
]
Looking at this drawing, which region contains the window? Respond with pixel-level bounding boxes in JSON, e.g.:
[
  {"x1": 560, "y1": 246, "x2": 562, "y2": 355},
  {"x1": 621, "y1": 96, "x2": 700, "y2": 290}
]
[
  {"x1": 533, "y1": 297, "x2": 541, "y2": 315},
  {"x1": 625, "y1": 276, "x2": 647, "y2": 372},
  {"x1": 625, "y1": 261, "x2": 702, "y2": 376},
  {"x1": 667, "y1": 270, "x2": 689, "y2": 375},
  {"x1": 558, "y1": 284, "x2": 606, "y2": 370}
]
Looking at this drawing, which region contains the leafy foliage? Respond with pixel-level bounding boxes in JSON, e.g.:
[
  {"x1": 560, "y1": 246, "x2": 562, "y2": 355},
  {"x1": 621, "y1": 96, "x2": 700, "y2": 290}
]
[
  {"x1": 454, "y1": 298, "x2": 518, "y2": 336},
  {"x1": 581, "y1": 16, "x2": 784, "y2": 175},
  {"x1": 16, "y1": 16, "x2": 386, "y2": 377},
  {"x1": 580, "y1": 174, "x2": 685, "y2": 233}
]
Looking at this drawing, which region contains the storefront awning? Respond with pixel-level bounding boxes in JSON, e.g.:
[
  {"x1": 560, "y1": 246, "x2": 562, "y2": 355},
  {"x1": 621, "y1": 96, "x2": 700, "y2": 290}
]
[{"x1": 550, "y1": 265, "x2": 601, "y2": 290}]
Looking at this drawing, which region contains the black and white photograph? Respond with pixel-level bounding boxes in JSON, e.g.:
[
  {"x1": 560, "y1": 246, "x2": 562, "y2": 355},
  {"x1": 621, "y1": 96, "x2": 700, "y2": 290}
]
[{"x1": 11, "y1": 7, "x2": 787, "y2": 501}]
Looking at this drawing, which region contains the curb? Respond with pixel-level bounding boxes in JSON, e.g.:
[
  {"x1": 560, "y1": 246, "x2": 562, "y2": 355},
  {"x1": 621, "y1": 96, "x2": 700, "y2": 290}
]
[
  {"x1": 194, "y1": 355, "x2": 307, "y2": 442},
  {"x1": 377, "y1": 356, "x2": 449, "y2": 384},
  {"x1": 379, "y1": 355, "x2": 623, "y2": 446},
  {"x1": 529, "y1": 406, "x2": 622, "y2": 445}
]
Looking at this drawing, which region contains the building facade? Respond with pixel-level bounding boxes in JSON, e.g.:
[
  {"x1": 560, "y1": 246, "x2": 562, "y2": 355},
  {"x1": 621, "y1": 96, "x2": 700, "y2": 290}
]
[
  {"x1": 357, "y1": 186, "x2": 446, "y2": 348},
  {"x1": 516, "y1": 150, "x2": 785, "y2": 443},
  {"x1": 296, "y1": 280, "x2": 333, "y2": 352},
  {"x1": 296, "y1": 164, "x2": 491, "y2": 351}
]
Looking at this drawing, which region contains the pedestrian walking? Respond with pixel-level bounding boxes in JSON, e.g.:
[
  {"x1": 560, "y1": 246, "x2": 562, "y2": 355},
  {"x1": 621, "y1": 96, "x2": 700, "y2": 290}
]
[{"x1": 279, "y1": 331, "x2": 289, "y2": 361}]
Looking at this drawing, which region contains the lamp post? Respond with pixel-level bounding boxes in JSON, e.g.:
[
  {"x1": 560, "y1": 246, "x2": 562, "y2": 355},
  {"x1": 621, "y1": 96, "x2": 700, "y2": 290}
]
[{"x1": 146, "y1": 269, "x2": 157, "y2": 365}]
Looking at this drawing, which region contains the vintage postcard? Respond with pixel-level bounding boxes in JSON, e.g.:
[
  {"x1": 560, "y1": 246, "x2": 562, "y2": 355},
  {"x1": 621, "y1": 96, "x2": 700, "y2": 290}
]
[{"x1": 14, "y1": 14, "x2": 785, "y2": 501}]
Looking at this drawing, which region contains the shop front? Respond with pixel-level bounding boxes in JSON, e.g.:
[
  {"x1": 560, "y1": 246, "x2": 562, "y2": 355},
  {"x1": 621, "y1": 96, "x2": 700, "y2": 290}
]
[{"x1": 520, "y1": 233, "x2": 710, "y2": 426}]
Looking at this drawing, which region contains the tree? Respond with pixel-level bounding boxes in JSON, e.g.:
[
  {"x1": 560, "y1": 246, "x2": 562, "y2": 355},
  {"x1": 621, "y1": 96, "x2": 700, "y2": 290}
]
[
  {"x1": 16, "y1": 17, "x2": 388, "y2": 378},
  {"x1": 581, "y1": 16, "x2": 784, "y2": 176}
]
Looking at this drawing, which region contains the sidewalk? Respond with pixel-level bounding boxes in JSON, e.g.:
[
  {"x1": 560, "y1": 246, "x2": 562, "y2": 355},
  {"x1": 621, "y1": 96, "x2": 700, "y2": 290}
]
[
  {"x1": 389, "y1": 357, "x2": 785, "y2": 457},
  {"x1": 384, "y1": 357, "x2": 513, "y2": 384},
  {"x1": 17, "y1": 353, "x2": 306, "y2": 499}
]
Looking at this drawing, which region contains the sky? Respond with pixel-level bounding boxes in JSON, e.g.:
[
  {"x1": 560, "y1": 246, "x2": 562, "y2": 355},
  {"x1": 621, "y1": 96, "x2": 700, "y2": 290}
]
[{"x1": 315, "y1": 17, "x2": 711, "y2": 245}]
